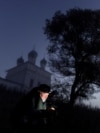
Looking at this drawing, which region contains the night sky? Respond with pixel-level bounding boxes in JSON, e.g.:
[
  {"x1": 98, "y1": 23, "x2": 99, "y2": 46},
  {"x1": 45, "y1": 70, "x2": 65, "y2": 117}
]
[{"x1": 0, "y1": 0, "x2": 100, "y2": 107}]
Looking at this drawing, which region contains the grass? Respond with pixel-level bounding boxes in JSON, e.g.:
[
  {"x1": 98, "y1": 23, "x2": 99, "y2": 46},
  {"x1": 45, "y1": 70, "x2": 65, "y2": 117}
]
[{"x1": 0, "y1": 87, "x2": 100, "y2": 133}]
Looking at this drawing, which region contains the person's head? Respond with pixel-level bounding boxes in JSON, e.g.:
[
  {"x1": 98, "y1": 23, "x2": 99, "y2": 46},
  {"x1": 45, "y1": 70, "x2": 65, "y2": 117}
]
[{"x1": 38, "y1": 84, "x2": 51, "y2": 101}]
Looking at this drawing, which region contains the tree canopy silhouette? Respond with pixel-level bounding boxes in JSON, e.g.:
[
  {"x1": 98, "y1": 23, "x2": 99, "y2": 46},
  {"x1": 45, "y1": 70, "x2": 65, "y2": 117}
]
[{"x1": 44, "y1": 8, "x2": 100, "y2": 107}]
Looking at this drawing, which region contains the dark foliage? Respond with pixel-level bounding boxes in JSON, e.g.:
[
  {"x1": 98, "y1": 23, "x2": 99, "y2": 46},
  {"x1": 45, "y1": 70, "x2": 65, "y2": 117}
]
[{"x1": 44, "y1": 8, "x2": 100, "y2": 106}]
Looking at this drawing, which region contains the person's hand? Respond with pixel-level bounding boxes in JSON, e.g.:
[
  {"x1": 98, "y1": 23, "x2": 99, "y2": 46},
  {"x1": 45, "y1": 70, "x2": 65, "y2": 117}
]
[{"x1": 50, "y1": 107, "x2": 55, "y2": 110}]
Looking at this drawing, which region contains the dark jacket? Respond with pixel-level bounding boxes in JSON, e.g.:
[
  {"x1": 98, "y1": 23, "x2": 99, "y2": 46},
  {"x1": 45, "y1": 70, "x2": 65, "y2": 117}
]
[{"x1": 11, "y1": 87, "x2": 56, "y2": 130}]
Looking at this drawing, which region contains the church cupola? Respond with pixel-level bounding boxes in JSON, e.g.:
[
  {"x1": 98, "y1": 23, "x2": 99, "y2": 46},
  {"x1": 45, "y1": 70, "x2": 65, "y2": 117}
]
[
  {"x1": 40, "y1": 58, "x2": 47, "y2": 70},
  {"x1": 28, "y1": 50, "x2": 38, "y2": 64},
  {"x1": 17, "y1": 56, "x2": 24, "y2": 66}
]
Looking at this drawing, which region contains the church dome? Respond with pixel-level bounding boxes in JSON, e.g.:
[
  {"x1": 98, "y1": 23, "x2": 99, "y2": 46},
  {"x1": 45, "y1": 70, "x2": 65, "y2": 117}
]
[
  {"x1": 28, "y1": 50, "x2": 38, "y2": 64},
  {"x1": 40, "y1": 58, "x2": 47, "y2": 69},
  {"x1": 17, "y1": 56, "x2": 24, "y2": 65},
  {"x1": 40, "y1": 58, "x2": 47, "y2": 64},
  {"x1": 28, "y1": 50, "x2": 38, "y2": 58}
]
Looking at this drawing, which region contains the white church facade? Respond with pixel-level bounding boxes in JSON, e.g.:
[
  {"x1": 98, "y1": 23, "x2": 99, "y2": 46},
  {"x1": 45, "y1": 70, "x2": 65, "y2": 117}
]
[{"x1": 0, "y1": 49, "x2": 51, "y2": 93}]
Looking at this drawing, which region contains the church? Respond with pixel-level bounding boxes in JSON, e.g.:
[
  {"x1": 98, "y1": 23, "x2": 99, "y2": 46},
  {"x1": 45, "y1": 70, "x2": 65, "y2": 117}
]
[{"x1": 0, "y1": 49, "x2": 51, "y2": 93}]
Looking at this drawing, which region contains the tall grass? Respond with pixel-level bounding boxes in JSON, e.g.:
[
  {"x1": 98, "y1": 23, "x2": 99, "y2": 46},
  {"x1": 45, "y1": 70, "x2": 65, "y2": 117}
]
[{"x1": 0, "y1": 85, "x2": 100, "y2": 133}]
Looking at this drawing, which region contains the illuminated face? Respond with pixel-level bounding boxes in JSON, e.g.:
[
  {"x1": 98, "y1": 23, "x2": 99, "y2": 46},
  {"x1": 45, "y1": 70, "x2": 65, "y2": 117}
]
[{"x1": 39, "y1": 91, "x2": 49, "y2": 101}]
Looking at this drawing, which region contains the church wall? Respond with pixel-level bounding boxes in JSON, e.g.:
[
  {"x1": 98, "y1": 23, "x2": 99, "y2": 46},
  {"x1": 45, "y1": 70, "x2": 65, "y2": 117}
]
[
  {"x1": 23, "y1": 63, "x2": 51, "y2": 91},
  {"x1": 0, "y1": 77, "x2": 24, "y2": 92}
]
